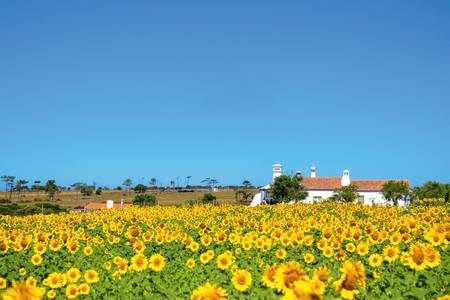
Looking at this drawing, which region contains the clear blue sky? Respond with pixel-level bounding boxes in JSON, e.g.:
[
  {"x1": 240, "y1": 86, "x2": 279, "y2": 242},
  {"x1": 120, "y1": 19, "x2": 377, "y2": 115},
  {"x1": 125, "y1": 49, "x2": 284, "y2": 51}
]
[{"x1": 1, "y1": 1, "x2": 450, "y2": 188}]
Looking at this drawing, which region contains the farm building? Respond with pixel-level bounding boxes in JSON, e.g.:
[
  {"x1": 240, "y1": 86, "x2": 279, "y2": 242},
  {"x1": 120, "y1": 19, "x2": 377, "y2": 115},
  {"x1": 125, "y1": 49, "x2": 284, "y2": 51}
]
[
  {"x1": 250, "y1": 164, "x2": 409, "y2": 206},
  {"x1": 73, "y1": 200, "x2": 129, "y2": 212}
]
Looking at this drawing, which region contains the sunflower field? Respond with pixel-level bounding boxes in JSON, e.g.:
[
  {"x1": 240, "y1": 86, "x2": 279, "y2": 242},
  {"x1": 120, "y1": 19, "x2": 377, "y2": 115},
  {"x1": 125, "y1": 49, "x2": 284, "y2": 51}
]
[{"x1": 0, "y1": 202, "x2": 449, "y2": 300}]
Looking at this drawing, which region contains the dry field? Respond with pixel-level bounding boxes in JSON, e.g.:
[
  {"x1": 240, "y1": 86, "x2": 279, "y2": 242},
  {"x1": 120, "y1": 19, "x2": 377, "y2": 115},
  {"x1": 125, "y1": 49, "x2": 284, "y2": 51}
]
[{"x1": 0, "y1": 189, "x2": 246, "y2": 208}]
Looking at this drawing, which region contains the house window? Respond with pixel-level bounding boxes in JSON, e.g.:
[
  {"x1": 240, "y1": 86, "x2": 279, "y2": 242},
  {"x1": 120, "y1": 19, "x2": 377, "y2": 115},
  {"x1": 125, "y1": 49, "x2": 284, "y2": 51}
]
[
  {"x1": 313, "y1": 196, "x2": 322, "y2": 203},
  {"x1": 357, "y1": 195, "x2": 364, "y2": 204}
]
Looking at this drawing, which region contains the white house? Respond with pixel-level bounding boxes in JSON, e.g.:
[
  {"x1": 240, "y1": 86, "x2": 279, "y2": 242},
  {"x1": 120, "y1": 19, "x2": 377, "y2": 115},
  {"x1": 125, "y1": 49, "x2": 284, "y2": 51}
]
[{"x1": 250, "y1": 164, "x2": 409, "y2": 206}]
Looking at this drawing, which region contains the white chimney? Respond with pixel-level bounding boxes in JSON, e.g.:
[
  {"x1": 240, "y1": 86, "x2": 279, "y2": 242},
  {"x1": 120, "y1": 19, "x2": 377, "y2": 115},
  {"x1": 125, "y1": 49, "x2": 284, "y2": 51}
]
[
  {"x1": 272, "y1": 164, "x2": 282, "y2": 182},
  {"x1": 295, "y1": 170, "x2": 302, "y2": 177},
  {"x1": 341, "y1": 170, "x2": 350, "y2": 186},
  {"x1": 311, "y1": 165, "x2": 316, "y2": 178}
]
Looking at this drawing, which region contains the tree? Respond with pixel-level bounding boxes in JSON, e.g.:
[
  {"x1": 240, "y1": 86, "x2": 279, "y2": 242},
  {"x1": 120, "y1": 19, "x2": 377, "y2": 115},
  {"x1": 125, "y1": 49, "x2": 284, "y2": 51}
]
[
  {"x1": 71, "y1": 182, "x2": 85, "y2": 191},
  {"x1": 80, "y1": 184, "x2": 95, "y2": 197},
  {"x1": 15, "y1": 180, "x2": 28, "y2": 200},
  {"x1": 96, "y1": 187, "x2": 102, "y2": 195},
  {"x1": 132, "y1": 193, "x2": 156, "y2": 206},
  {"x1": 44, "y1": 180, "x2": 59, "y2": 200},
  {"x1": 269, "y1": 175, "x2": 308, "y2": 203},
  {"x1": 170, "y1": 180, "x2": 175, "y2": 189},
  {"x1": 123, "y1": 178, "x2": 133, "y2": 195},
  {"x1": 32, "y1": 180, "x2": 41, "y2": 193},
  {"x1": 1, "y1": 175, "x2": 15, "y2": 201},
  {"x1": 134, "y1": 184, "x2": 147, "y2": 194},
  {"x1": 201, "y1": 178, "x2": 219, "y2": 190},
  {"x1": 382, "y1": 181, "x2": 410, "y2": 206},
  {"x1": 413, "y1": 181, "x2": 448, "y2": 200},
  {"x1": 242, "y1": 180, "x2": 252, "y2": 188},
  {"x1": 331, "y1": 184, "x2": 359, "y2": 203},
  {"x1": 150, "y1": 178, "x2": 157, "y2": 189},
  {"x1": 186, "y1": 176, "x2": 192, "y2": 188}
]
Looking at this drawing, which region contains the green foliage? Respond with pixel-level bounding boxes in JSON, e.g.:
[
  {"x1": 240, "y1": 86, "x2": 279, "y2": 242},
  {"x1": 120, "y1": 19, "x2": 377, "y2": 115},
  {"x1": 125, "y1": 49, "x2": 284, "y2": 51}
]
[
  {"x1": 269, "y1": 175, "x2": 308, "y2": 203},
  {"x1": 331, "y1": 184, "x2": 359, "y2": 203},
  {"x1": 0, "y1": 203, "x2": 66, "y2": 216},
  {"x1": 382, "y1": 180, "x2": 410, "y2": 206},
  {"x1": 132, "y1": 193, "x2": 156, "y2": 206},
  {"x1": 413, "y1": 181, "x2": 450, "y2": 200},
  {"x1": 200, "y1": 193, "x2": 217, "y2": 204},
  {"x1": 96, "y1": 188, "x2": 102, "y2": 195},
  {"x1": 134, "y1": 184, "x2": 147, "y2": 194}
]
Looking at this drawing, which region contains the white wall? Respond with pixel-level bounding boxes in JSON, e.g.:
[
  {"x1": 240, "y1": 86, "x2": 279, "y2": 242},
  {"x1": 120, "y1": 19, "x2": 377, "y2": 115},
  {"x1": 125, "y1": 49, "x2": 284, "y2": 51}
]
[
  {"x1": 305, "y1": 190, "x2": 387, "y2": 205},
  {"x1": 305, "y1": 190, "x2": 335, "y2": 203}
]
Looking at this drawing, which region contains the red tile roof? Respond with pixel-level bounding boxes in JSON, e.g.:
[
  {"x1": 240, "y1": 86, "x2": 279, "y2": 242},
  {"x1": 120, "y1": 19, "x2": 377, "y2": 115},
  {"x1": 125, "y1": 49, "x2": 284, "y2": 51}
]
[
  {"x1": 84, "y1": 203, "x2": 130, "y2": 210},
  {"x1": 302, "y1": 178, "x2": 408, "y2": 191}
]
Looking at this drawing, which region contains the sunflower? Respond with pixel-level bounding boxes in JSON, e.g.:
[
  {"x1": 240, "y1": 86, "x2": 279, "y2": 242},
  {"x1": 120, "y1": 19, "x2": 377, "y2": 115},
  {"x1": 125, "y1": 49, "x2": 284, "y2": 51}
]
[
  {"x1": 66, "y1": 239, "x2": 79, "y2": 254},
  {"x1": 390, "y1": 232, "x2": 402, "y2": 245},
  {"x1": 231, "y1": 269, "x2": 252, "y2": 292},
  {"x1": 0, "y1": 277, "x2": 7, "y2": 289},
  {"x1": 425, "y1": 229, "x2": 444, "y2": 246},
  {"x1": 78, "y1": 283, "x2": 90, "y2": 295},
  {"x1": 303, "y1": 253, "x2": 315, "y2": 264},
  {"x1": 189, "y1": 242, "x2": 199, "y2": 252},
  {"x1": 216, "y1": 253, "x2": 233, "y2": 270},
  {"x1": 383, "y1": 246, "x2": 399, "y2": 262},
  {"x1": 281, "y1": 278, "x2": 325, "y2": 300},
  {"x1": 33, "y1": 242, "x2": 47, "y2": 255},
  {"x1": 345, "y1": 243, "x2": 356, "y2": 253},
  {"x1": 47, "y1": 290, "x2": 56, "y2": 299},
  {"x1": 66, "y1": 268, "x2": 81, "y2": 283},
  {"x1": 149, "y1": 254, "x2": 165, "y2": 272},
  {"x1": 314, "y1": 266, "x2": 330, "y2": 282},
  {"x1": 424, "y1": 245, "x2": 441, "y2": 268},
  {"x1": 2, "y1": 281, "x2": 45, "y2": 300},
  {"x1": 25, "y1": 276, "x2": 37, "y2": 288},
  {"x1": 333, "y1": 260, "x2": 366, "y2": 300},
  {"x1": 103, "y1": 262, "x2": 112, "y2": 270},
  {"x1": 84, "y1": 270, "x2": 99, "y2": 284},
  {"x1": 131, "y1": 254, "x2": 148, "y2": 272},
  {"x1": 368, "y1": 254, "x2": 383, "y2": 268},
  {"x1": 65, "y1": 284, "x2": 78, "y2": 299},
  {"x1": 30, "y1": 254, "x2": 43, "y2": 266},
  {"x1": 186, "y1": 258, "x2": 196, "y2": 269},
  {"x1": 262, "y1": 264, "x2": 278, "y2": 289},
  {"x1": 19, "y1": 268, "x2": 27, "y2": 276},
  {"x1": 274, "y1": 261, "x2": 308, "y2": 293},
  {"x1": 276, "y1": 249, "x2": 287, "y2": 260},
  {"x1": 323, "y1": 246, "x2": 334, "y2": 258},
  {"x1": 356, "y1": 242, "x2": 369, "y2": 256},
  {"x1": 133, "y1": 240, "x2": 146, "y2": 253},
  {"x1": 200, "y1": 253, "x2": 212, "y2": 265},
  {"x1": 83, "y1": 246, "x2": 93, "y2": 256},
  {"x1": 191, "y1": 282, "x2": 227, "y2": 300},
  {"x1": 406, "y1": 243, "x2": 428, "y2": 271}
]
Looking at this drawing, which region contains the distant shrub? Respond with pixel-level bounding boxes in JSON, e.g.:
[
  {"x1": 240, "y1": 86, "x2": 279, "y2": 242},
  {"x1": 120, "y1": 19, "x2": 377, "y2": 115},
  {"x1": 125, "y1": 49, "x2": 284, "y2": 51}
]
[
  {"x1": 187, "y1": 199, "x2": 200, "y2": 206},
  {"x1": 132, "y1": 194, "x2": 156, "y2": 206},
  {"x1": 96, "y1": 188, "x2": 102, "y2": 195},
  {"x1": 0, "y1": 198, "x2": 11, "y2": 203},
  {"x1": 0, "y1": 203, "x2": 66, "y2": 216},
  {"x1": 201, "y1": 193, "x2": 217, "y2": 204},
  {"x1": 134, "y1": 184, "x2": 147, "y2": 194}
]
